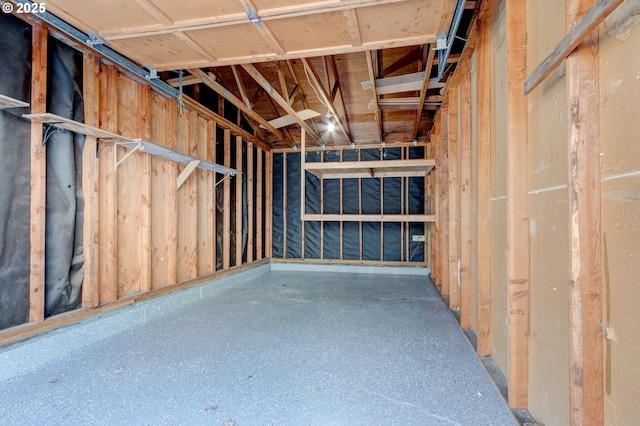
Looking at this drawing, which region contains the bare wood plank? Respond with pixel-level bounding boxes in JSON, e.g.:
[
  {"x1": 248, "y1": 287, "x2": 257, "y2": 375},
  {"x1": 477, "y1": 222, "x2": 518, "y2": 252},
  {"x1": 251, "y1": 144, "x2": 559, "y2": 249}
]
[
  {"x1": 236, "y1": 136, "x2": 243, "y2": 266},
  {"x1": 303, "y1": 214, "x2": 436, "y2": 223},
  {"x1": 223, "y1": 129, "x2": 231, "y2": 269},
  {"x1": 150, "y1": 93, "x2": 177, "y2": 289},
  {"x1": 177, "y1": 160, "x2": 201, "y2": 189},
  {"x1": 459, "y1": 61, "x2": 472, "y2": 329},
  {"x1": 98, "y1": 64, "x2": 119, "y2": 303},
  {"x1": 304, "y1": 159, "x2": 435, "y2": 179},
  {"x1": 524, "y1": 0, "x2": 625, "y2": 94},
  {"x1": 566, "y1": 0, "x2": 604, "y2": 423},
  {"x1": 342, "y1": 8, "x2": 363, "y2": 46},
  {"x1": 188, "y1": 68, "x2": 282, "y2": 139},
  {"x1": 431, "y1": 129, "x2": 441, "y2": 283},
  {"x1": 448, "y1": 87, "x2": 460, "y2": 311},
  {"x1": 140, "y1": 85, "x2": 153, "y2": 294},
  {"x1": 256, "y1": 148, "x2": 263, "y2": 260},
  {"x1": 439, "y1": 108, "x2": 450, "y2": 297},
  {"x1": 29, "y1": 25, "x2": 47, "y2": 322},
  {"x1": 241, "y1": 63, "x2": 320, "y2": 141},
  {"x1": 197, "y1": 118, "x2": 214, "y2": 275},
  {"x1": 81, "y1": 53, "x2": 100, "y2": 309},
  {"x1": 283, "y1": 152, "x2": 288, "y2": 258},
  {"x1": 0, "y1": 94, "x2": 29, "y2": 108},
  {"x1": 247, "y1": 143, "x2": 254, "y2": 263},
  {"x1": 365, "y1": 50, "x2": 384, "y2": 142},
  {"x1": 506, "y1": 0, "x2": 530, "y2": 409},
  {"x1": 301, "y1": 58, "x2": 352, "y2": 142},
  {"x1": 265, "y1": 150, "x2": 273, "y2": 258},
  {"x1": 476, "y1": 18, "x2": 493, "y2": 358},
  {"x1": 166, "y1": 72, "x2": 213, "y2": 88},
  {"x1": 412, "y1": 46, "x2": 436, "y2": 141},
  {"x1": 211, "y1": 123, "x2": 217, "y2": 271}
]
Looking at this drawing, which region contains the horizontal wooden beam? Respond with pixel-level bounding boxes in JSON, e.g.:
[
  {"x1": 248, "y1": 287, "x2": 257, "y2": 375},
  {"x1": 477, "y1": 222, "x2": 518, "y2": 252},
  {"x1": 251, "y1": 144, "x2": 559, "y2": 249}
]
[
  {"x1": 361, "y1": 71, "x2": 445, "y2": 95},
  {"x1": 304, "y1": 158, "x2": 435, "y2": 179},
  {"x1": 188, "y1": 68, "x2": 283, "y2": 139},
  {"x1": 166, "y1": 72, "x2": 214, "y2": 88},
  {"x1": 0, "y1": 94, "x2": 29, "y2": 109},
  {"x1": 303, "y1": 214, "x2": 435, "y2": 222},
  {"x1": 523, "y1": 0, "x2": 625, "y2": 94}
]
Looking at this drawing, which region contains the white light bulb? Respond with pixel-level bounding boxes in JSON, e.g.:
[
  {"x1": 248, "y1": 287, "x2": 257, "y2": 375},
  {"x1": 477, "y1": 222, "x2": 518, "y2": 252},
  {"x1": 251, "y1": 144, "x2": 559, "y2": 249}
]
[{"x1": 327, "y1": 122, "x2": 335, "y2": 132}]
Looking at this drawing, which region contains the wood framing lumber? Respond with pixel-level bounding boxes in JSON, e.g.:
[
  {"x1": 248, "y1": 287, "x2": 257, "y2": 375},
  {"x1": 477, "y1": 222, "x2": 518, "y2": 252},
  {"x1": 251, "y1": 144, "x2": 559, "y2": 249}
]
[
  {"x1": 476, "y1": 17, "x2": 493, "y2": 358},
  {"x1": 301, "y1": 58, "x2": 352, "y2": 142},
  {"x1": 459, "y1": 61, "x2": 472, "y2": 329},
  {"x1": 365, "y1": 50, "x2": 383, "y2": 142},
  {"x1": 166, "y1": 72, "x2": 214, "y2": 88},
  {"x1": 304, "y1": 159, "x2": 435, "y2": 179},
  {"x1": 506, "y1": 0, "x2": 530, "y2": 409},
  {"x1": 188, "y1": 68, "x2": 283, "y2": 139},
  {"x1": 177, "y1": 160, "x2": 201, "y2": 190},
  {"x1": 265, "y1": 150, "x2": 273, "y2": 258},
  {"x1": 361, "y1": 71, "x2": 445, "y2": 95},
  {"x1": 447, "y1": 87, "x2": 460, "y2": 311},
  {"x1": 29, "y1": 25, "x2": 47, "y2": 323},
  {"x1": 256, "y1": 148, "x2": 264, "y2": 260},
  {"x1": 303, "y1": 214, "x2": 436, "y2": 223},
  {"x1": 566, "y1": 0, "x2": 604, "y2": 424},
  {"x1": 524, "y1": 0, "x2": 625, "y2": 94},
  {"x1": 236, "y1": 136, "x2": 243, "y2": 267},
  {"x1": 247, "y1": 143, "x2": 254, "y2": 263},
  {"x1": 438, "y1": 108, "x2": 450, "y2": 297},
  {"x1": 262, "y1": 109, "x2": 321, "y2": 129},
  {"x1": 0, "y1": 93, "x2": 29, "y2": 108},
  {"x1": 412, "y1": 46, "x2": 436, "y2": 141},
  {"x1": 241, "y1": 63, "x2": 320, "y2": 141},
  {"x1": 223, "y1": 129, "x2": 231, "y2": 269},
  {"x1": 81, "y1": 52, "x2": 100, "y2": 309}
]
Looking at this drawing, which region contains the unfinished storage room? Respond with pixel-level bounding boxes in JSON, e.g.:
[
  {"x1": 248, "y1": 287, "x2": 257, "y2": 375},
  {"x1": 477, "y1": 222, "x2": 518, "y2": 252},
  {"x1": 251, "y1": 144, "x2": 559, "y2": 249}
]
[{"x1": 0, "y1": 0, "x2": 638, "y2": 424}]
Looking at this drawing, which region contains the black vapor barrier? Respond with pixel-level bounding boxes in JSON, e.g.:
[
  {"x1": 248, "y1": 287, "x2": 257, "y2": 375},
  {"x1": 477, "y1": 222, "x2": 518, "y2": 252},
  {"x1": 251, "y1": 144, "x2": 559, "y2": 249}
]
[
  {"x1": 45, "y1": 38, "x2": 85, "y2": 317},
  {"x1": 0, "y1": 14, "x2": 32, "y2": 330},
  {"x1": 271, "y1": 147, "x2": 428, "y2": 264}
]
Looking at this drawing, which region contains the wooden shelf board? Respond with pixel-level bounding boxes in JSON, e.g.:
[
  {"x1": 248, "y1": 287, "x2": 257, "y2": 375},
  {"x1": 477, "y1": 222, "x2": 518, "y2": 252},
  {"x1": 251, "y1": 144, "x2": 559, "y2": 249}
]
[
  {"x1": 0, "y1": 94, "x2": 30, "y2": 109},
  {"x1": 303, "y1": 214, "x2": 436, "y2": 223},
  {"x1": 116, "y1": 141, "x2": 240, "y2": 175},
  {"x1": 24, "y1": 113, "x2": 240, "y2": 176},
  {"x1": 304, "y1": 159, "x2": 435, "y2": 179},
  {"x1": 23, "y1": 113, "x2": 125, "y2": 140}
]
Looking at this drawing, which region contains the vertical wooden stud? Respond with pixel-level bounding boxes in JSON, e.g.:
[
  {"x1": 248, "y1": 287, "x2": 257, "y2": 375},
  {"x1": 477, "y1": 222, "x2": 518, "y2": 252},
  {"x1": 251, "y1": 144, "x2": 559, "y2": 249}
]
[
  {"x1": 448, "y1": 88, "x2": 460, "y2": 310},
  {"x1": 476, "y1": 17, "x2": 493, "y2": 357},
  {"x1": 223, "y1": 129, "x2": 231, "y2": 269},
  {"x1": 149, "y1": 95, "x2": 177, "y2": 288},
  {"x1": 256, "y1": 148, "x2": 263, "y2": 260},
  {"x1": 247, "y1": 142, "x2": 254, "y2": 263},
  {"x1": 29, "y1": 25, "x2": 47, "y2": 322},
  {"x1": 211, "y1": 123, "x2": 217, "y2": 270},
  {"x1": 506, "y1": 0, "x2": 530, "y2": 409},
  {"x1": 197, "y1": 118, "x2": 213, "y2": 275},
  {"x1": 81, "y1": 52, "x2": 100, "y2": 308},
  {"x1": 459, "y1": 62, "x2": 473, "y2": 329},
  {"x1": 439, "y1": 110, "x2": 450, "y2": 296},
  {"x1": 139, "y1": 84, "x2": 152, "y2": 293},
  {"x1": 236, "y1": 135, "x2": 243, "y2": 266},
  {"x1": 265, "y1": 150, "x2": 273, "y2": 258},
  {"x1": 98, "y1": 64, "x2": 118, "y2": 303},
  {"x1": 176, "y1": 110, "x2": 198, "y2": 281},
  {"x1": 566, "y1": 0, "x2": 604, "y2": 423},
  {"x1": 283, "y1": 152, "x2": 288, "y2": 258}
]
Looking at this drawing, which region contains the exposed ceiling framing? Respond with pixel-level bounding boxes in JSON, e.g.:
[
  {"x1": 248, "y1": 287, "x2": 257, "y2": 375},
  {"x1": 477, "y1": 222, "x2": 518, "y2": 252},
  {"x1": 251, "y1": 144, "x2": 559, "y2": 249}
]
[{"x1": 30, "y1": 0, "x2": 477, "y2": 149}]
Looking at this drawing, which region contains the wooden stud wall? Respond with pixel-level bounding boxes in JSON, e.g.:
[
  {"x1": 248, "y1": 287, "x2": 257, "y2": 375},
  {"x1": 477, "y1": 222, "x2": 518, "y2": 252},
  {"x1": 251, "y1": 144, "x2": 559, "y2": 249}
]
[{"x1": 2, "y1": 29, "x2": 270, "y2": 344}]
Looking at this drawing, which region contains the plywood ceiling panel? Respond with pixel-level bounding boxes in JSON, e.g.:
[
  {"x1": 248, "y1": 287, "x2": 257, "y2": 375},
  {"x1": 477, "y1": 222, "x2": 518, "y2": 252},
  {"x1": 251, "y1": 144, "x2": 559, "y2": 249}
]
[
  {"x1": 268, "y1": 12, "x2": 353, "y2": 54},
  {"x1": 152, "y1": 0, "x2": 245, "y2": 23},
  {"x1": 187, "y1": 24, "x2": 276, "y2": 61},
  {"x1": 46, "y1": 0, "x2": 159, "y2": 33},
  {"x1": 109, "y1": 34, "x2": 211, "y2": 68},
  {"x1": 357, "y1": 0, "x2": 441, "y2": 45}
]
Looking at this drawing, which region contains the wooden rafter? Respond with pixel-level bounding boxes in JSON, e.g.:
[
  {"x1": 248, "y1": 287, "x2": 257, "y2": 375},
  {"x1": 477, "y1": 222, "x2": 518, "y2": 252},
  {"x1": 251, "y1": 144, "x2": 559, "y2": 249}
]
[
  {"x1": 365, "y1": 50, "x2": 383, "y2": 142},
  {"x1": 301, "y1": 58, "x2": 352, "y2": 142},
  {"x1": 285, "y1": 60, "x2": 321, "y2": 136},
  {"x1": 236, "y1": 0, "x2": 286, "y2": 55},
  {"x1": 241, "y1": 63, "x2": 320, "y2": 141},
  {"x1": 230, "y1": 65, "x2": 267, "y2": 140},
  {"x1": 328, "y1": 56, "x2": 352, "y2": 139},
  {"x1": 412, "y1": 45, "x2": 436, "y2": 141},
  {"x1": 524, "y1": 0, "x2": 625, "y2": 94},
  {"x1": 188, "y1": 68, "x2": 282, "y2": 140}
]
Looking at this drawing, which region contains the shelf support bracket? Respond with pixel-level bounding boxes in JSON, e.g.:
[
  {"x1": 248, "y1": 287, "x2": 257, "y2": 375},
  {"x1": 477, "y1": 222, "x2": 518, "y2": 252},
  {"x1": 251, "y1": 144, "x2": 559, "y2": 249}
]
[
  {"x1": 177, "y1": 160, "x2": 201, "y2": 190},
  {"x1": 113, "y1": 141, "x2": 143, "y2": 170}
]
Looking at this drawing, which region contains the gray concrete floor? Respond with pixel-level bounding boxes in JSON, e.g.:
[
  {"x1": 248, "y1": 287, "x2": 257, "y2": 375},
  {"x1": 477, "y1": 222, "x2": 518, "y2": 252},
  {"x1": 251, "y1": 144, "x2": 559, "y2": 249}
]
[{"x1": 0, "y1": 264, "x2": 516, "y2": 425}]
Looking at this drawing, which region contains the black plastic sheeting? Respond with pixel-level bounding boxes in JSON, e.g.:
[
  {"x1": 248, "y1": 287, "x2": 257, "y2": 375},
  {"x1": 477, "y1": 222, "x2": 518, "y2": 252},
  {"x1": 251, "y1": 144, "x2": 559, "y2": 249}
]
[
  {"x1": 44, "y1": 38, "x2": 85, "y2": 317},
  {"x1": 272, "y1": 146, "x2": 427, "y2": 263},
  {"x1": 0, "y1": 14, "x2": 32, "y2": 330}
]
